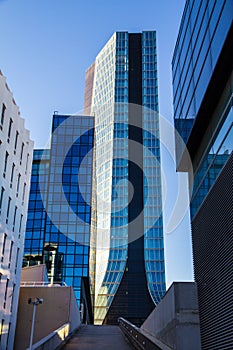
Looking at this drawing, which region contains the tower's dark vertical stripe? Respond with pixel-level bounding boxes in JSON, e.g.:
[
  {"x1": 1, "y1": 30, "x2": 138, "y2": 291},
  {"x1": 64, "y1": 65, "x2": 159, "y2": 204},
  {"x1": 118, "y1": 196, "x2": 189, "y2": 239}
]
[
  {"x1": 128, "y1": 34, "x2": 143, "y2": 232},
  {"x1": 104, "y1": 34, "x2": 154, "y2": 326}
]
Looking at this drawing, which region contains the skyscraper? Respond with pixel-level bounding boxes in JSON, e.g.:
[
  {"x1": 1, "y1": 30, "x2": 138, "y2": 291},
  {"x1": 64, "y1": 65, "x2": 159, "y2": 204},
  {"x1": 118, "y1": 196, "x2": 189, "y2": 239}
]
[
  {"x1": 86, "y1": 31, "x2": 166, "y2": 325},
  {"x1": 0, "y1": 71, "x2": 34, "y2": 350},
  {"x1": 172, "y1": 1, "x2": 233, "y2": 348},
  {"x1": 24, "y1": 114, "x2": 94, "y2": 306}
]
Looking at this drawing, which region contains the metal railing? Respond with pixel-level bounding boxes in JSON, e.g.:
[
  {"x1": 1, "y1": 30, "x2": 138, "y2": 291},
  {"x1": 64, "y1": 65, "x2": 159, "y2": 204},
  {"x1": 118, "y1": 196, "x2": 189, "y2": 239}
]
[
  {"x1": 21, "y1": 281, "x2": 67, "y2": 287},
  {"x1": 118, "y1": 317, "x2": 172, "y2": 350}
]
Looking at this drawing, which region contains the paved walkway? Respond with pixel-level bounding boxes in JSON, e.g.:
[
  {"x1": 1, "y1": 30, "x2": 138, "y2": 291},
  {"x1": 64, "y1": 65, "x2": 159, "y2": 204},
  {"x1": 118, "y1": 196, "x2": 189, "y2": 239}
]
[{"x1": 62, "y1": 325, "x2": 134, "y2": 350}]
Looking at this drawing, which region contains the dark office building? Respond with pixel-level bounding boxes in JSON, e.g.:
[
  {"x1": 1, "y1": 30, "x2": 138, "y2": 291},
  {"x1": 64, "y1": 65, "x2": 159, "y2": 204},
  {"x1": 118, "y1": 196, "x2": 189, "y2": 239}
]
[
  {"x1": 24, "y1": 114, "x2": 94, "y2": 306},
  {"x1": 172, "y1": 1, "x2": 233, "y2": 348},
  {"x1": 86, "y1": 31, "x2": 166, "y2": 325}
]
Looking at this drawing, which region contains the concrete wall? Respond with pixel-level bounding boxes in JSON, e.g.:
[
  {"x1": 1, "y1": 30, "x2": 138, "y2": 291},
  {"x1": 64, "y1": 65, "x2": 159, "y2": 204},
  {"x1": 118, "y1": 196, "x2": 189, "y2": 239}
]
[
  {"x1": 141, "y1": 282, "x2": 201, "y2": 350},
  {"x1": 21, "y1": 264, "x2": 49, "y2": 283},
  {"x1": 14, "y1": 286, "x2": 80, "y2": 350}
]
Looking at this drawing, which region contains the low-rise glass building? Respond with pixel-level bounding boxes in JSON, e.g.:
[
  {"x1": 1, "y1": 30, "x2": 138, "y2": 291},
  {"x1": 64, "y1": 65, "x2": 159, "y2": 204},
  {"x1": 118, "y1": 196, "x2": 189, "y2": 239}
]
[{"x1": 24, "y1": 114, "x2": 94, "y2": 306}]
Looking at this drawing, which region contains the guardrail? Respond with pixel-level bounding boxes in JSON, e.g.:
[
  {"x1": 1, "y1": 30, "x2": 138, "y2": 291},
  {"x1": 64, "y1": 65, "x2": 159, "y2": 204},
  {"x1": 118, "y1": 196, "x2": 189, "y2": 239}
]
[
  {"x1": 118, "y1": 317, "x2": 172, "y2": 350},
  {"x1": 21, "y1": 281, "x2": 67, "y2": 287}
]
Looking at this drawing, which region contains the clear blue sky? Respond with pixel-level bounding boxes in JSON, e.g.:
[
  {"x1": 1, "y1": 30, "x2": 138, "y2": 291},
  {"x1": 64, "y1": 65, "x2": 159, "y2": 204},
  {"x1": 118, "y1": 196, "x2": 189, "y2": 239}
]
[{"x1": 0, "y1": 0, "x2": 193, "y2": 287}]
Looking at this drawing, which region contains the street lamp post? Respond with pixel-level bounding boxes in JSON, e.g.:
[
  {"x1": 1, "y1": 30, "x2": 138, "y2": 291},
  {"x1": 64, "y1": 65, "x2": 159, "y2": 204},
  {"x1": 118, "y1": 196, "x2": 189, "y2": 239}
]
[{"x1": 28, "y1": 297, "x2": 43, "y2": 350}]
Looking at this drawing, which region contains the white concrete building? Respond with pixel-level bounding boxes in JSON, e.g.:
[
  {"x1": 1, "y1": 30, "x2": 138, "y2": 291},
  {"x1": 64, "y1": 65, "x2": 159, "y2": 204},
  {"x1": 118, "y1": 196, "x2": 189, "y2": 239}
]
[{"x1": 0, "y1": 70, "x2": 34, "y2": 350}]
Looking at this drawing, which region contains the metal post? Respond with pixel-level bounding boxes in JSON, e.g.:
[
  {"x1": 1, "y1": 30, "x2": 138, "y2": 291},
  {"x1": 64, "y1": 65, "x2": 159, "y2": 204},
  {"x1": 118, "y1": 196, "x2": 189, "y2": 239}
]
[
  {"x1": 28, "y1": 297, "x2": 43, "y2": 350},
  {"x1": 29, "y1": 299, "x2": 37, "y2": 350},
  {"x1": 50, "y1": 250, "x2": 55, "y2": 285}
]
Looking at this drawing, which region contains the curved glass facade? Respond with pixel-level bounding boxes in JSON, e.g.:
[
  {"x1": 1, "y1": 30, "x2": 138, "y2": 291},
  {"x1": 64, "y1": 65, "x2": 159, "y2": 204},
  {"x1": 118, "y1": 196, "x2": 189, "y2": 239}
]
[
  {"x1": 91, "y1": 33, "x2": 129, "y2": 323},
  {"x1": 89, "y1": 31, "x2": 165, "y2": 324}
]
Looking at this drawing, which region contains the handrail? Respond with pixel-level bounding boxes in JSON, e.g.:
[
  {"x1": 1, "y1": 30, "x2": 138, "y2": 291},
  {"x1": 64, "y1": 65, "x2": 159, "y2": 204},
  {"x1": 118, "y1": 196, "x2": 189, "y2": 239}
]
[
  {"x1": 118, "y1": 317, "x2": 172, "y2": 350},
  {"x1": 21, "y1": 281, "x2": 67, "y2": 287}
]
